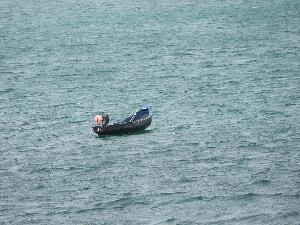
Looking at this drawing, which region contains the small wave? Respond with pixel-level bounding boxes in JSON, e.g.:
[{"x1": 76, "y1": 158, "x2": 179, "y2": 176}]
[
  {"x1": 95, "y1": 196, "x2": 150, "y2": 210},
  {"x1": 30, "y1": 167, "x2": 52, "y2": 173},
  {"x1": 173, "y1": 124, "x2": 191, "y2": 130},
  {"x1": 253, "y1": 179, "x2": 271, "y2": 185},
  {"x1": 84, "y1": 161, "x2": 117, "y2": 171},
  {"x1": 239, "y1": 140, "x2": 260, "y2": 148},
  {"x1": 207, "y1": 213, "x2": 270, "y2": 224},
  {"x1": 74, "y1": 206, "x2": 104, "y2": 214},
  {"x1": 174, "y1": 52, "x2": 195, "y2": 56},
  {"x1": 202, "y1": 156, "x2": 219, "y2": 161},
  {"x1": 231, "y1": 192, "x2": 297, "y2": 200},
  {"x1": 0, "y1": 207, "x2": 11, "y2": 212},
  {"x1": 176, "y1": 195, "x2": 204, "y2": 204},
  {"x1": 177, "y1": 177, "x2": 194, "y2": 184},
  {"x1": 206, "y1": 195, "x2": 226, "y2": 201},
  {"x1": 69, "y1": 119, "x2": 86, "y2": 124},
  {"x1": 151, "y1": 200, "x2": 174, "y2": 209},
  {"x1": 186, "y1": 142, "x2": 200, "y2": 147},
  {"x1": 158, "y1": 191, "x2": 186, "y2": 197},
  {"x1": 0, "y1": 88, "x2": 15, "y2": 94},
  {"x1": 282, "y1": 191, "x2": 300, "y2": 199},
  {"x1": 269, "y1": 192, "x2": 285, "y2": 197},
  {"x1": 260, "y1": 109, "x2": 285, "y2": 116},
  {"x1": 59, "y1": 43, "x2": 101, "y2": 48},
  {"x1": 233, "y1": 192, "x2": 258, "y2": 200},
  {"x1": 32, "y1": 184, "x2": 45, "y2": 190},
  {"x1": 206, "y1": 146, "x2": 218, "y2": 149},
  {"x1": 275, "y1": 210, "x2": 299, "y2": 219},
  {"x1": 164, "y1": 217, "x2": 176, "y2": 223},
  {"x1": 47, "y1": 102, "x2": 77, "y2": 108},
  {"x1": 30, "y1": 165, "x2": 81, "y2": 174},
  {"x1": 293, "y1": 191, "x2": 300, "y2": 198},
  {"x1": 284, "y1": 102, "x2": 297, "y2": 106}
]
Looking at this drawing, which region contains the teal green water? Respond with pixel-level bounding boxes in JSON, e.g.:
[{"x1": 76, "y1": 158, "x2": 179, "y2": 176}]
[{"x1": 1, "y1": 0, "x2": 299, "y2": 224}]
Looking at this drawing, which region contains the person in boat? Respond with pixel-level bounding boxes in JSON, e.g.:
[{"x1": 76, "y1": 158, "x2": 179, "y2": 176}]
[{"x1": 95, "y1": 114, "x2": 109, "y2": 128}]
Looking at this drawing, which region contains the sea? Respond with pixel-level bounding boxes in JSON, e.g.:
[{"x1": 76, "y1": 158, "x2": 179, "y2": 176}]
[{"x1": 0, "y1": 0, "x2": 299, "y2": 224}]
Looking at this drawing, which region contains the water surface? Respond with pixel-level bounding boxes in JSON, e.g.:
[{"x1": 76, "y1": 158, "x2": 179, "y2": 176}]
[{"x1": 0, "y1": 0, "x2": 299, "y2": 224}]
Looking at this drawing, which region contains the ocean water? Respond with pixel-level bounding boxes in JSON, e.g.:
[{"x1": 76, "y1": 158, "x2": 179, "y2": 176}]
[{"x1": 0, "y1": 0, "x2": 299, "y2": 224}]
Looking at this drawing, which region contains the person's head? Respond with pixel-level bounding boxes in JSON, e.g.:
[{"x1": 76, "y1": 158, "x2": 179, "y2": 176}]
[{"x1": 95, "y1": 115, "x2": 103, "y2": 124}]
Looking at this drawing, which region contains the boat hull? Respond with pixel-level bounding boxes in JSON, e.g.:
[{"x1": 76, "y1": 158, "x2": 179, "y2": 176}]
[{"x1": 93, "y1": 116, "x2": 152, "y2": 135}]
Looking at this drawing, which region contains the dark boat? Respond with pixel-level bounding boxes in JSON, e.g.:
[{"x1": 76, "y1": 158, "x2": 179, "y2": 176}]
[{"x1": 93, "y1": 107, "x2": 152, "y2": 135}]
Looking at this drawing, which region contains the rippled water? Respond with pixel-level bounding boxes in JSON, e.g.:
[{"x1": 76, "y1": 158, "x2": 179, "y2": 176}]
[{"x1": 1, "y1": 0, "x2": 299, "y2": 224}]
